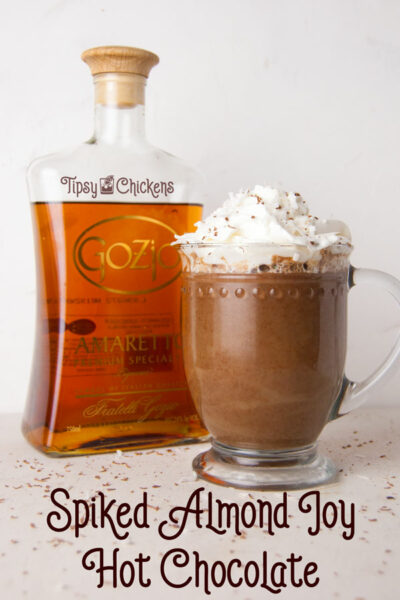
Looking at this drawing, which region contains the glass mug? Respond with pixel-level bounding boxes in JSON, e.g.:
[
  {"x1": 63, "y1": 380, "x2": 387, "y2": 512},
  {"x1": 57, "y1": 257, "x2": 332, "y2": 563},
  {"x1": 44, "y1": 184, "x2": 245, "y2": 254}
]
[{"x1": 177, "y1": 243, "x2": 400, "y2": 490}]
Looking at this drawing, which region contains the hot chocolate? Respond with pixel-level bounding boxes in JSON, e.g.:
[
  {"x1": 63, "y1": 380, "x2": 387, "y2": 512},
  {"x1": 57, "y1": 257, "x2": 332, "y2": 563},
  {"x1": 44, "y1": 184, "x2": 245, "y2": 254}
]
[
  {"x1": 173, "y1": 184, "x2": 373, "y2": 488},
  {"x1": 175, "y1": 185, "x2": 352, "y2": 451},
  {"x1": 181, "y1": 266, "x2": 347, "y2": 450}
]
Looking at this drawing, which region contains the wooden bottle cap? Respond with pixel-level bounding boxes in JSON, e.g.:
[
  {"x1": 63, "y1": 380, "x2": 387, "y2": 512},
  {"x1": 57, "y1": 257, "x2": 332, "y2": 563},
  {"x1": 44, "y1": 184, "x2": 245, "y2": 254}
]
[{"x1": 81, "y1": 45, "x2": 159, "y2": 78}]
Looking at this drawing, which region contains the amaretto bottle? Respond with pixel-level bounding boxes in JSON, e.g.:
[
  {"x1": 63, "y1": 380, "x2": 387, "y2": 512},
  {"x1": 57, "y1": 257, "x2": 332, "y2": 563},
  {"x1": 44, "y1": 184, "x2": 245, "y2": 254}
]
[{"x1": 23, "y1": 46, "x2": 208, "y2": 455}]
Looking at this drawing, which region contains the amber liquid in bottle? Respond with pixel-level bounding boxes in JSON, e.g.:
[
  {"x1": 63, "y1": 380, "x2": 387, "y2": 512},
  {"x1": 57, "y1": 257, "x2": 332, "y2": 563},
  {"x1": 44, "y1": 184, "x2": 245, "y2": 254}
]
[{"x1": 23, "y1": 201, "x2": 207, "y2": 454}]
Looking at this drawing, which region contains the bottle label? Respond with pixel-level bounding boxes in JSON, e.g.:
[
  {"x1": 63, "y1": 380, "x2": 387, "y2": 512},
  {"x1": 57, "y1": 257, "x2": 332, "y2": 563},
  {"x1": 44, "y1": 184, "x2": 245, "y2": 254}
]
[
  {"x1": 32, "y1": 201, "x2": 203, "y2": 431},
  {"x1": 72, "y1": 215, "x2": 181, "y2": 294}
]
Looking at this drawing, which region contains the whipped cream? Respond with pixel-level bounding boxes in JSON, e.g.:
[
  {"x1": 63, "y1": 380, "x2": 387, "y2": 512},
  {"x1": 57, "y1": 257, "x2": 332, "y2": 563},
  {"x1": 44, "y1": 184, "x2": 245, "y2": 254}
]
[{"x1": 174, "y1": 185, "x2": 352, "y2": 271}]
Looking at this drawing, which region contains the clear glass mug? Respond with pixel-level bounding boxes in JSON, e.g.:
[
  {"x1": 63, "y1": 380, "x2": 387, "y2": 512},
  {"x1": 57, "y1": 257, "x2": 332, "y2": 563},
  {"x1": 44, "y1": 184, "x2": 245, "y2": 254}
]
[{"x1": 177, "y1": 243, "x2": 400, "y2": 490}]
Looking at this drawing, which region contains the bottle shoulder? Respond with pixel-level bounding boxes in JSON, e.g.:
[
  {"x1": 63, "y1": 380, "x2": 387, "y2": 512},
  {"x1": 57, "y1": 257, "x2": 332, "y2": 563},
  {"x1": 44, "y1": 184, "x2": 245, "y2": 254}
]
[
  {"x1": 27, "y1": 145, "x2": 87, "y2": 180},
  {"x1": 28, "y1": 142, "x2": 198, "y2": 173}
]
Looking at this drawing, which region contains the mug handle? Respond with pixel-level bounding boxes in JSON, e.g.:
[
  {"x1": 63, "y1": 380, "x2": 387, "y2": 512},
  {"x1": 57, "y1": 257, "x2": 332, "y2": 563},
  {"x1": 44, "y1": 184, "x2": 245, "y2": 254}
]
[{"x1": 330, "y1": 265, "x2": 400, "y2": 420}]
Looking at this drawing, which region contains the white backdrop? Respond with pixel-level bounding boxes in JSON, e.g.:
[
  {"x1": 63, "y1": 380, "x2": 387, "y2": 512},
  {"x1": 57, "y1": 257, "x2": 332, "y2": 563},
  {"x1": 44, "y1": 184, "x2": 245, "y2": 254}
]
[{"x1": 1, "y1": 0, "x2": 400, "y2": 412}]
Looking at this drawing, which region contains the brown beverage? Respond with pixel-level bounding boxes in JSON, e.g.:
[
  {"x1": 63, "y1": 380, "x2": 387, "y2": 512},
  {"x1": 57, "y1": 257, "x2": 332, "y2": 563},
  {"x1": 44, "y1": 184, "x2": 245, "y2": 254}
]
[{"x1": 181, "y1": 261, "x2": 348, "y2": 450}]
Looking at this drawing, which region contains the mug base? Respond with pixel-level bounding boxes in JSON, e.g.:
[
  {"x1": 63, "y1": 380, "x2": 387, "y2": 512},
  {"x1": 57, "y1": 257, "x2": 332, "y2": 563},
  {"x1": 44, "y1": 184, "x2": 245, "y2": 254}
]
[{"x1": 193, "y1": 441, "x2": 337, "y2": 491}]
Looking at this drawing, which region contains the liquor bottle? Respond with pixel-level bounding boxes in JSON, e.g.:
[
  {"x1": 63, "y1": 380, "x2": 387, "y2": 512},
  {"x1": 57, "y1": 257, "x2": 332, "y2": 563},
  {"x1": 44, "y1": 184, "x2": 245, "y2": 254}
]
[{"x1": 23, "y1": 46, "x2": 208, "y2": 455}]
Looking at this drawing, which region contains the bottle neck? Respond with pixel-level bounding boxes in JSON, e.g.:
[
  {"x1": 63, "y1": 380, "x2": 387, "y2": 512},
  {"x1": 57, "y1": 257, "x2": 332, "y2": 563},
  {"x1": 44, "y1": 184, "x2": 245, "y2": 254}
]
[{"x1": 92, "y1": 73, "x2": 147, "y2": 145}]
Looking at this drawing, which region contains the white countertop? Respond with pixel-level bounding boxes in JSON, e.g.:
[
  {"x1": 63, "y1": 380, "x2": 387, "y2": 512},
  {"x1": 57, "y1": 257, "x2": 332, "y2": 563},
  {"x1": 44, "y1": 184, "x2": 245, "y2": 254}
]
[{"x1": 0, "y1": 409, "x2": 398, "y2": 600}]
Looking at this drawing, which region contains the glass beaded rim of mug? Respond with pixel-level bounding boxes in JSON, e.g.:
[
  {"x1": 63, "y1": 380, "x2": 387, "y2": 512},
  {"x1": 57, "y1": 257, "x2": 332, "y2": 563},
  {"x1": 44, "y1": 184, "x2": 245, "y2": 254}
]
[{"x1": 177, "y1": 242, "x2": 400, "y2": 490}]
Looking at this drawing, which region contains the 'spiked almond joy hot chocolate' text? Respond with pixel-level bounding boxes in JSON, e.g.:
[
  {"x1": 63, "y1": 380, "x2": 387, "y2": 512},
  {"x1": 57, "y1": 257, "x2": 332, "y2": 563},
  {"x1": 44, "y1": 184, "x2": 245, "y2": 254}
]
[{"x1": 46, "y1": 487, "x2": 356, "y2": 593}]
